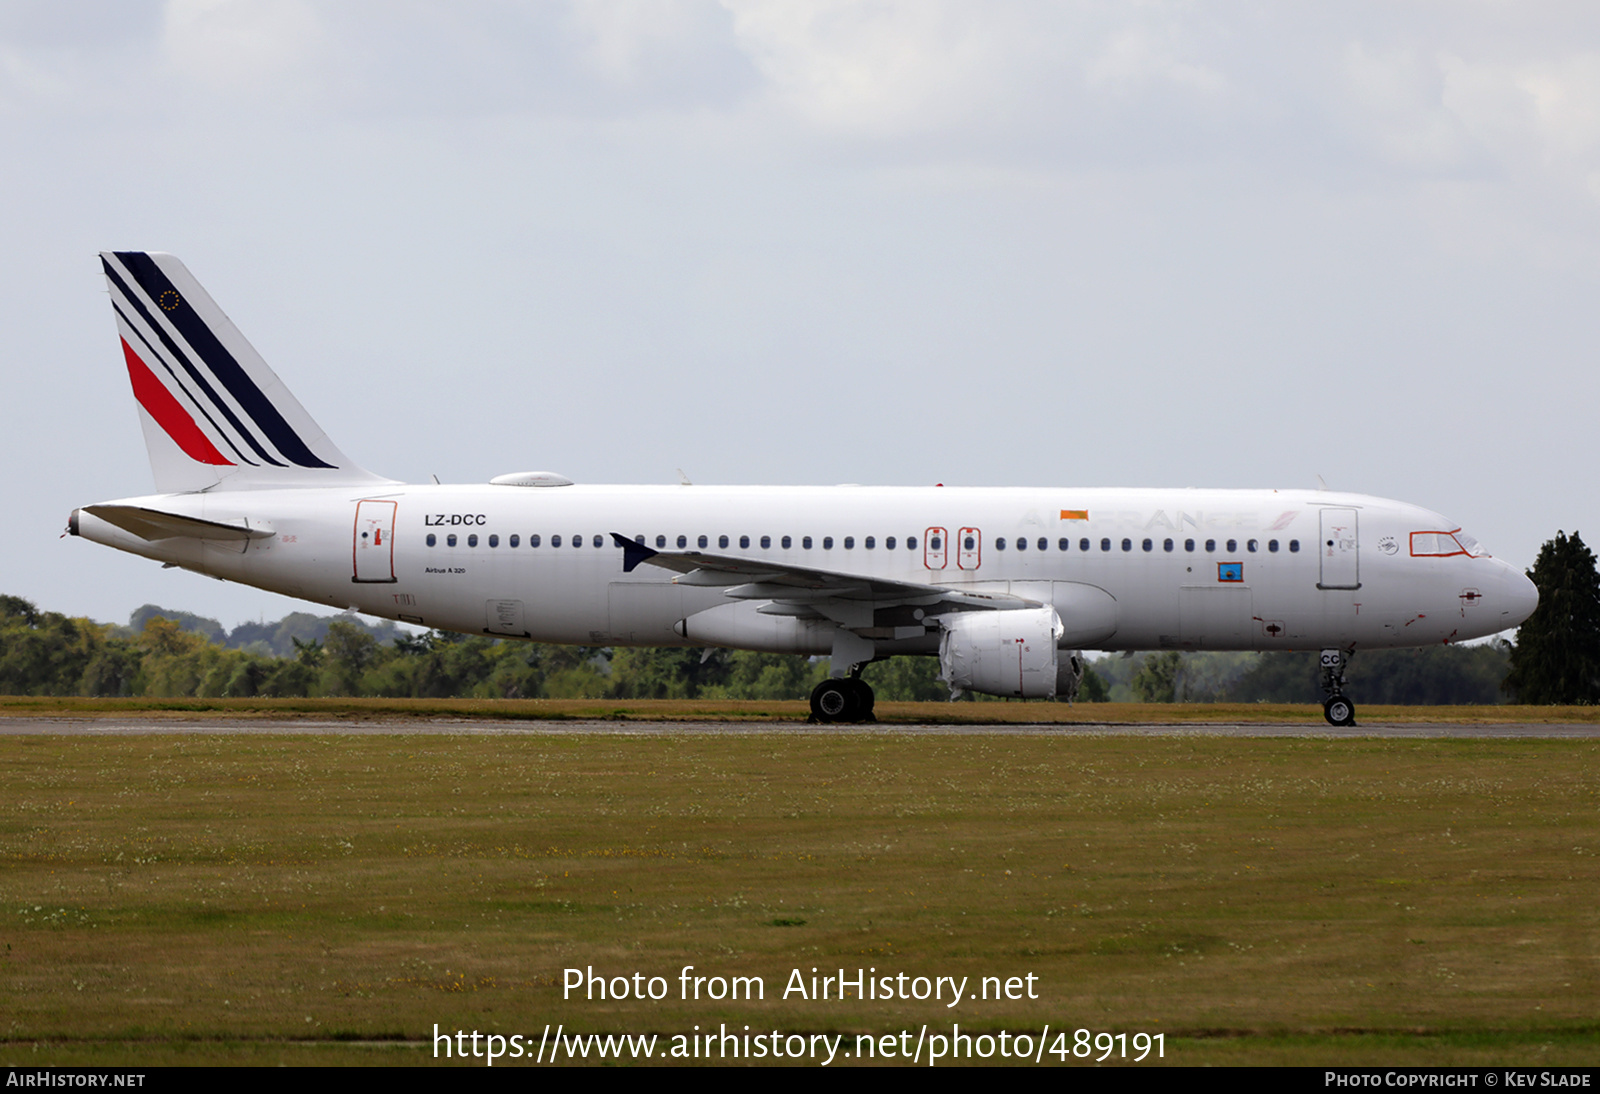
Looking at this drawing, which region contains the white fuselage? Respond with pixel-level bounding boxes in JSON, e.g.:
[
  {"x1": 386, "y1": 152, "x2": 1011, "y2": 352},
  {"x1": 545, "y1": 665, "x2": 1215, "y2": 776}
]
[{"x1": 74, "y1": 484, "x2": 1538, "y2": 656}]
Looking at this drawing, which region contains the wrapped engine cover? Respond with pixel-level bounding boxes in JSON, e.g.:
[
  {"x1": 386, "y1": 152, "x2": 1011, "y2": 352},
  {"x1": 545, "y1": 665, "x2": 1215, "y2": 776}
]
[{"x1": 938, "y1": 607, "x2": 1064, "y2": 699}]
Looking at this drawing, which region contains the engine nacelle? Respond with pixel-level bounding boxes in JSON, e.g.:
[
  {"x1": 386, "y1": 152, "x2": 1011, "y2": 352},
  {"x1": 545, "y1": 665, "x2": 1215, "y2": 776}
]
[
  {"x1": 1056, "y1": 649, "x2": 1086, "y2": 702},
  {"x1": 938, "y1": 607, "x2": 1064, "y2": 700}
]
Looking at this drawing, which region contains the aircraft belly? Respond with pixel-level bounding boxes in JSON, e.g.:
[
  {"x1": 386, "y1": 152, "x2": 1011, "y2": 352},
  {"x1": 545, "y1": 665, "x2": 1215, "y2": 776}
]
[
  {"x1": 492, "y1": 557, "x2": 606, "y2": 643},
  {"x1": 1178, "y1": 585, "x2": 1254, "y2": 649}
]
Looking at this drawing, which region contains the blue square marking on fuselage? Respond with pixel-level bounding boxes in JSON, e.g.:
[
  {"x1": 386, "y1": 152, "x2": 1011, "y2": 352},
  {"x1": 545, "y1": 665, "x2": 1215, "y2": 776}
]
[{"x1": 1218, "y1": 562, "x2": 1243, "y2": 582}]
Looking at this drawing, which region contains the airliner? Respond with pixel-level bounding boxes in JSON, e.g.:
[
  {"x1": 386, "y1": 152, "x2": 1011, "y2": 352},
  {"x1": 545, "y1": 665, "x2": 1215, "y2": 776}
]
[{"x1": 68, "y1": 252, "x2": 1539, "y2": 725}]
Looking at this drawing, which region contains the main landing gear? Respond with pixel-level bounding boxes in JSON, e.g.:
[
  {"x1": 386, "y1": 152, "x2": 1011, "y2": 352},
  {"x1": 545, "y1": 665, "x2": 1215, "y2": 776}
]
[
  {"x1": 1320, "y1": 648, "x2": 1356, "y2": 727},
  {"x1": 809, "y1": 674, "x2": 876, "y2": 724}
]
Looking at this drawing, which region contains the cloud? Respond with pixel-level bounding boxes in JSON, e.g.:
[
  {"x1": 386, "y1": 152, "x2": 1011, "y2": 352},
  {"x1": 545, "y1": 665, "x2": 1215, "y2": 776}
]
[
  {"x1": 161, "y1": 0, "x2": 326, "y2": 91},
  {"x1": 720, "y1": 0, "x2": 1010, "y2": 134}
]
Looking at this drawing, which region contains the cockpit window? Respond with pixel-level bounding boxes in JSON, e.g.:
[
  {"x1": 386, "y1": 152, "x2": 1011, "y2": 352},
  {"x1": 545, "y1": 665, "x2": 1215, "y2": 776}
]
[{"x1": 1410, "y1": 529, "x2": 1485, "y2": 558}]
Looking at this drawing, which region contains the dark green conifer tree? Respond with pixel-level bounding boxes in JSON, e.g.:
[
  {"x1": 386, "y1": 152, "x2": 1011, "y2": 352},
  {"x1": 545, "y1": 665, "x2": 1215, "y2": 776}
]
[{"x1": 1504, "y1": 531, "x2": 1600, "y2": 704}]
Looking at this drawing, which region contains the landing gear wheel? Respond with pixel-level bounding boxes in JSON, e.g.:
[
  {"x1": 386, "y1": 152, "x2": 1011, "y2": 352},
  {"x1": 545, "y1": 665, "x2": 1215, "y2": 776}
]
[
  {"x1": 810, "y1": 679, "x2": 857, "y2": 723},
  {"x1": 845, "y1": 677, "x2": 876, "y2": 722},
  {"x1": 1323, "y1": 696, "x2": 1356, "y2": 727},
  {"x1": 809, "y1": 678, "x2": 876, "y2": 723}
]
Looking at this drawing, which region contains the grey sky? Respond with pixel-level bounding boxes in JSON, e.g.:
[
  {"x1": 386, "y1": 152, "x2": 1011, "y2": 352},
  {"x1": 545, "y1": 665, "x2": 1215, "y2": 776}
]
[{"x1": 4, "y1": 1, "x2": 1597, "y2": 629}]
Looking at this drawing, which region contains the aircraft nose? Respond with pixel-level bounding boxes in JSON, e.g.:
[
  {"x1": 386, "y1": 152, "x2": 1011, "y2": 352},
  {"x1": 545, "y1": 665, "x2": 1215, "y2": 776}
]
[{"x1": 1499, "y1": 562, "x2": 1539, "y2": 630}]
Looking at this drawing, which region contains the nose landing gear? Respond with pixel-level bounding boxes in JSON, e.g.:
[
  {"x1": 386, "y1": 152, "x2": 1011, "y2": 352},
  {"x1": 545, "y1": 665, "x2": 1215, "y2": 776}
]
[{"x1": 1320, "y1": 648, "x2": 1356, "y2": 726}]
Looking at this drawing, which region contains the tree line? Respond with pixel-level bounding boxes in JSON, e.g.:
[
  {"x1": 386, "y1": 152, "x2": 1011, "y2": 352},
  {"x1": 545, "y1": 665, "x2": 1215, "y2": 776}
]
[{"x1": 0, "y1": 593, "x2": 927, "y2": 701}]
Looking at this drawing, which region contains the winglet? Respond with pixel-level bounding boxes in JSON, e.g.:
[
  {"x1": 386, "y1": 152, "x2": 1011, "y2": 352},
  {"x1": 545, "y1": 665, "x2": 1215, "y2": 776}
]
[{"x1": 610, "y1": 532, "x2": 657, "y2": 573}]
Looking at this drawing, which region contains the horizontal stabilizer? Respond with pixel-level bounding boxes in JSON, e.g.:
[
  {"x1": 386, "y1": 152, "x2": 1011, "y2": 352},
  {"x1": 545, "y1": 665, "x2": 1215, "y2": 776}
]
[{"x1": 83, "y1": 504, "x2": 273, "y2": 543}]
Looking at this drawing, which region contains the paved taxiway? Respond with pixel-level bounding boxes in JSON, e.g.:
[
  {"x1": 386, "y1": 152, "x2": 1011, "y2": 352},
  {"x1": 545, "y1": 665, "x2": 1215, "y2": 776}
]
[{"x1": 0, "y1": 717, "x2": 1595, "y2": 738}]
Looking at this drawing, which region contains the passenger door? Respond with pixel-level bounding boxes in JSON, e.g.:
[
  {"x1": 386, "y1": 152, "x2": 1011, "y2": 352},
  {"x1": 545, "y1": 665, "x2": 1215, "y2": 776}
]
[{"x1": 1317, "y1": 508, "x2": 1360, "y2": 590}]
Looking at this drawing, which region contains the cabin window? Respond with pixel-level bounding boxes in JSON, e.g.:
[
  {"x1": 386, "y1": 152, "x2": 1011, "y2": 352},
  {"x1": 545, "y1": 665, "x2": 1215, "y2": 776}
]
[
  {"x1": 964, "y1": 535, "x2": 976, "y2": 550},
  {"x1": 782, "y1": 535, "x2": 792, "y2": 549},
  {"x1": 1247, "y1": 539, "x2": 1258, "y2": 553},
  {"x1": 719, "y1": 535, "x2": 729, "y2": 549},
  {"x1": 551, "y1": 535, "x2": 561, "y2": 547},
  {"x1": 655, "y1": 535, "x2": 665, "y2": 548},
  {"x1": 634, "y1": 535, "x2": 644, "y2": 544},
  {"x1": 1101, "y1": 538, "x2": 1111, "y2": 551},
  {"x1": 1080, "y1": 538, "x2": 1090, "y2": 551},
  {"x1": 1122, "y1": 538, "x2": 1133, "y2": 552},
  {"x1": 1184, "y1": 538, "x2": 1194, "y2": 552},
  {"x1": 1038, "y1": 537, "x2": 1048, "y2": 551},
  {"x1": 843, "y1": 537, "x2": 854, "y2": 549},
  {"x1": 803, "y1": 536, "x2": 813, "y2": 549},
  {"x1": 448, "y1": 534, "x2": 457, "y2": 547},
  {"x1": 1268, "y1": 539, "x2": 1279, "y2": 552},
  {"x1": 1163, "y1": 538, "x2": 1174, "y2": 552},
  {"x1": 593, "y1": 535, "x2": 602, "y2": 548},
  {"x1": 468, "y1": 534, "x2": 479, "y2": 548},
  {"x1": 1226, "y1": 539, "x2": 1237, "y2": 553},
  {"x1": 865, "y1": 536, "x2": 875, "y2": 549},
  {"x1": 931, "y1": 535, "x2": 941, "y2": 550},
  {"x1": 1141, "y1": 538, "x2": 1153, "y2": 552},
  {"x1": 741, "y1": 535, "x2": 751, "y2": 549},
  {"x1": 1015, "y1": 537, "x2": 1025, "y2": 551},
  {"x1": 760, "y1": 535, "x2": 770, "y2": 549},
  {"x1": 510, "y1": 534, "x2": 520, "y2": 547},
  {"x1": 1205, "y1": 539, "x2": 1215, "y2": 552},
  {"x1": 572, "y1": 534, "x2": 582, "y2": 548},
  {"x1": 530, "y1": 534, "x2": 541, "y2": 548},
  {"x1": 677, "y1": 535, "x2": 687, "y2": 548},
  {"x1": 488, "y1": 534, "x2": 499, "y2": 548},
  {"x1": 426, "y1": 534, "x2": 436, "y2": 547},
  {"x1": 996, "y1": 537, "x2": 1007, "y2": 550},
  {"x1": 698, "y1": 535, "x2": 708, "y2": 548},
  {"x1": 907, "y1": 536, "x2": 917, "y2": 550},
  {"x1": 823, "y1": 536, "x2": 834, "y2": 549},
  {"x1": 886, "y1": 536, "x2": 896, "y2": 550},
  {"x1": 1289, "y1": 539, "x2": 1300, "y2": 553}
]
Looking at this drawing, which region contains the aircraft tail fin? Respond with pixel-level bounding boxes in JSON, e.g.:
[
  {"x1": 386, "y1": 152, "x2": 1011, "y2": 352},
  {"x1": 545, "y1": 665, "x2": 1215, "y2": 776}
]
[{"x1": 100, "y1": 251, "x2": 394, "y2": 493}]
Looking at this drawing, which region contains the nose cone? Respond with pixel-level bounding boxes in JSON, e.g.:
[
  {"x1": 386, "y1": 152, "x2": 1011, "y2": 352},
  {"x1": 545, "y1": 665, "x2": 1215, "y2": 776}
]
[{"x1": 1500, "y1": 563, "x2": 1540, "y2": 631}]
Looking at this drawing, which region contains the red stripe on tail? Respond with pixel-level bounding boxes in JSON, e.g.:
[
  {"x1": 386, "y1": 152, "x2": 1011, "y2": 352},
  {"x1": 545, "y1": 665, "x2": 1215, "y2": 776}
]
[{"x1": 121, "y1": 338, "x2": 233, "y2": 466}]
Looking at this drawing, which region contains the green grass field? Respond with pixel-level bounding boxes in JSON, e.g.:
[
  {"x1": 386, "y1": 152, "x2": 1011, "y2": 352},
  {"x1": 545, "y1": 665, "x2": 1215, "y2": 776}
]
[{"x1": 2, "y1": 726, "x2": 1598, "y2": 1066}]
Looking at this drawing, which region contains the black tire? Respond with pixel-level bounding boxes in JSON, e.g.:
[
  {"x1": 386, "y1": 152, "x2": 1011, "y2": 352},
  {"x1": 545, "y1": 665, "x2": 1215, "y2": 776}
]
[
  {"x1": 810, "y1": 679, "x2": 856, "y2": 723},
  {"x1": 846, "y1": 677, "x2": 876, "y2": 721},
  {"x1": 1323, "y1": 696, "x2": 1356, "y2": 727}
]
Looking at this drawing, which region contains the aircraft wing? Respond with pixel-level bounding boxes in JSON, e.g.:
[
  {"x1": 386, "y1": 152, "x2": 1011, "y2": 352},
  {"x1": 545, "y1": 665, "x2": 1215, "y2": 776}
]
[{"x1": 609, "y1": 532, "x2": 1034, "y2": 627}]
